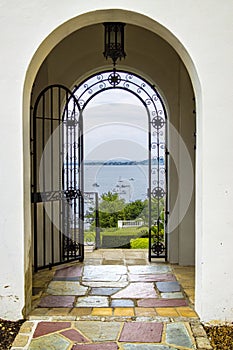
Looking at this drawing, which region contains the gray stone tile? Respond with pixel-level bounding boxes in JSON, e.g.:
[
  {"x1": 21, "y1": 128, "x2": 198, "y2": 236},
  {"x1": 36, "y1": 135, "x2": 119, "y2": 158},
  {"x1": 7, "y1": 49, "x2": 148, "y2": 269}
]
[
  {"x1": 111, "y1": 299, "x2": 135, "y2": 307},
  {"x1": 102, "y1": 259, "x2": 124, "y2": 265},
  {"x1": 122, "y1": 345, "x2": 177, "y2": 350},
  {"x1": 128, "y1": 265, "x2": 171, "y2": 275},
  {"x1": 113, "y1": 282, "x2": 158, "y2": 299},
  {"x1": 161, "y1": 292, "x2": 184, "y2": 299},
  {"x1": 47, "y1": 281, "x2": 88, "y2": 296},
  {"x1": 82, "y1": 278, "x2": 128, "y2": 288},
  {"x1": 29, "y1": 334, "x2": 70, "y2": 349},
  {"x1": 74, "y1": 321, "x2": 121, "y2": 341},
  {"x1": 90, "y1": 287, "x2": 121, "y2": 296},
  {"x1": 83, "y1": 265, "x2": 127, "y2": 282},
  {"x1": 72, "y1": 343, "x2": 118, "y2": 350},
  {"x1": 166, "y1": 322, "x2": 194, "y2": 348},
  {"x1": 75, "y1": 296, "x2": 109, "y2": 307},
  {"x1": 156, "y1": 282, "x2": 181, "y2": 292}
]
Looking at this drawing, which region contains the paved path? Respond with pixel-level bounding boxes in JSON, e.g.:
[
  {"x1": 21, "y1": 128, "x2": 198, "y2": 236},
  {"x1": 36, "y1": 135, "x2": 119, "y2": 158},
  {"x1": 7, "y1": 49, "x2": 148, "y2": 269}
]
[{"x1": 11, "y1": 250, "x2": 212, "y2": 349}]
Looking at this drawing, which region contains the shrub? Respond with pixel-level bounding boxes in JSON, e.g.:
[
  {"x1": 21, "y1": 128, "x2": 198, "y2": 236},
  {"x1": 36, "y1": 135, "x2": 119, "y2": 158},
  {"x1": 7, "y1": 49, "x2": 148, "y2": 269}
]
[{"x1": 130, "y1": 237, "x2": 149, "y2": 249}]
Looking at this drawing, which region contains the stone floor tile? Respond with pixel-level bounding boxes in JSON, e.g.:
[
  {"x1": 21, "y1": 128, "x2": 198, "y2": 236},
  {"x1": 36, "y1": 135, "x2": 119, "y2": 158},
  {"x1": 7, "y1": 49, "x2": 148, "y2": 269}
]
[
  {"x1": 69, "y1": 308, "x2": 92, "y2": 316},
  {"x1": 156, "y1": 308, "x2": 179, "y2": 317},
  {"x1": 18, "y1": 321, "x2": 34, "y2": 333},
  {"x1": 90, "y1": 287, "x2": 121, "y2": 296},
  {"x1": 30, "y1": 333, "x2": 71, "y2": 349},
  {"x1": 53, "y1": 276, "x2": 81, "y2": 281},
  {"x1": 113, "y1": 307, "x2": 135, "y2": 316},
  {"x1": 60, "y1": 328, "x2": 89, "y2": 342},
  {"x1": 113, "y1": 282, "x2": 158, "y2": 299},
  {"x1": 177, "y1": 307, "x2": 198, "y2": 317},
  {"x1": 75, "y1": 296, "x2": 109, "y2": 307},
  {"x1": 55, "y1": 265, "x2": 83, "y2": 277},
  {"x1": 156, "y1": 282, "x2": 181, "y2": 292},
  {"x1": 30, "y1": 308, "x2": 50, "y2": 315},
  {"x1": 119, "y1": 322, "x2": 163, "y2": 343},
  {"x1": 111, "y1": 299, "x2": 135, "y2": 307},
  {"x1": 166, "y1": 322, "x2": 193, "y2": 348},
  {"x1": 128, "y1": 265, "x2": 171, "y2": 275},
  {"x1": 134, "y1": 307, "x2": 157, "y2": 316},
  {"x1": 129, "y1": 274, "x2": 176, "y2": 282},
  {"x1": 11, "y1": 334, "x2": 29, "y2": 347},
  {"x1": 33, "y1": 321, "x2": 71, "y2": 338},
  {"x1": 92, "y1": 307, "x2": 113, "y2": 316},
  {"x1": 72, "y1": 342, "x2": 119, "y2": 350},
  {"x1": 83, "y1": 265, "x2": 127, "y2": 282},
  {"x1": 82, "y1": 280, "x2": 129, "y2": 288},
  {"x1": 47, "y1": 281, "x2": 88, "y2": 295},
  {"x1": 84, "y1": 259, "x2": 103, "y2": 265},
  {"x1": 191, "y1": 324, "x2": 207, "y2": 337},
  {"x1": 74, "y1": 321, "x2": 121, "y2": 341},
  {"x1": 39, "y1": 295, "x2": 75, "y2": 308},
  {"x1": 47, "y1": 308, "x2": 71, "y2": 316},
  {"x1": 126, "y1": 259, "x2": 147, "y2": 265},
  {"x1": 122, "y1": 345, "x2": 176, "y2": 350},
  {"x1": 138, "y1": 298, "x2": 188, "y2": 308},
  {"x1": 161, "y1": 292, "x2": 184, "y2": 299},
  {"x1": 103, "y1": 259, "x2": 124, "y2": 265},
  {"x1": 195, "y1": 337, "x2": 212, "y2": 349}
]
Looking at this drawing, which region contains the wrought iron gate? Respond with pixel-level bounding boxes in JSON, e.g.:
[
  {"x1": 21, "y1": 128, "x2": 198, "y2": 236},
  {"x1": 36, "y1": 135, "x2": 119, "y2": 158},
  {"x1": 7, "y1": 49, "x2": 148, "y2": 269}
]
[
  {"x1": 31, "y1": 70, "x2": 168, "y2": 268},
  {"x1": 72, "y1": 70, "x2": 168, "y2": 260},
  {"x1": 31, "y1": 85, "x2": 84, "y2": 271}
]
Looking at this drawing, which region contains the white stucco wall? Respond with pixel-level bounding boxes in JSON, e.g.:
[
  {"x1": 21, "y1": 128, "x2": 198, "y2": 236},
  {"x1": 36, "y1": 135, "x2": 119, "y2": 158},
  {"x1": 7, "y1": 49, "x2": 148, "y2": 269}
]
[{"x1": 0, "y1": 0, "x2": 232, "y2": 321}]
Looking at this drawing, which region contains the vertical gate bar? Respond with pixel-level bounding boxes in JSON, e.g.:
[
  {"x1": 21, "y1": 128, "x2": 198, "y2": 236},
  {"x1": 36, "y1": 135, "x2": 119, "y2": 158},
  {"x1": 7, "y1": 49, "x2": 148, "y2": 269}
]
[
  {"x1": 42, "y1": 93, "x2": 46, "y2": 268},
  {"x1": 50, "y1": 87, "x2": 54, "y2": 266},
  {"x1": 157, "y1": 115, "x2": 161, "y2": 257},
  {"x1": 95, "y1": 192, "x2": 100, "y2": 249},
  {"x1": 58, "y1": 86, "x2": 62, "y2": 262},
  {"x1": 71, "y1": 99, "x2": 75, "y2": 257},
  {"x1": 73, "y1": 100, "x2": 77, "y2": 256},
  {"x1": 79, "y1": 110, "x2": 84, "y2": 260},
  {"x1": 65, "y1": 91, "x2": 70, "y2": 261},
  {"x1": 33, "y1": 100, "x2": 38, "y2": 272},
  {"x1": 148, "y1": 109, "x2": 152, "y2": 262}
]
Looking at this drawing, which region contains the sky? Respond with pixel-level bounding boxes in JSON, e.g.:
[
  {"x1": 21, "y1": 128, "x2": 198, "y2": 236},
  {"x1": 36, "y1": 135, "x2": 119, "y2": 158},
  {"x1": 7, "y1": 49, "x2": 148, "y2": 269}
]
[{"x1": 82, "y1": 89, "x2": 148, "y2": 161}]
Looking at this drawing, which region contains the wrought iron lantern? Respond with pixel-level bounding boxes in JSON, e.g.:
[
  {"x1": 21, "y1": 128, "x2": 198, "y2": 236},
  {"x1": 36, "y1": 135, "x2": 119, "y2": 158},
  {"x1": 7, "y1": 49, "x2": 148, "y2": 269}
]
[{"x1": 103, "y1": 22, "x2": 126, "y2": 65}]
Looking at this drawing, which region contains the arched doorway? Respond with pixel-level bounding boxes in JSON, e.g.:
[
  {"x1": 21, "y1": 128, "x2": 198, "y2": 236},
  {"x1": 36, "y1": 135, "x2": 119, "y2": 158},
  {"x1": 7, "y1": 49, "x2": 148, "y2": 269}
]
[
  {"x1": 31, "y1": 69, "x2": 168, "y2": 271},
  {"x1": 24, "y1": 10, "x2": 198, "y2": 316}
]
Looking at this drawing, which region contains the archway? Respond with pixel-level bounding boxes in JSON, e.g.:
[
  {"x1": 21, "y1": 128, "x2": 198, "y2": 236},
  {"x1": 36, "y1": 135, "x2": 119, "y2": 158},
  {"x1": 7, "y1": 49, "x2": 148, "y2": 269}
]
[{"x1": 24, "y1": 10, "x2": 199, "y2": 315}]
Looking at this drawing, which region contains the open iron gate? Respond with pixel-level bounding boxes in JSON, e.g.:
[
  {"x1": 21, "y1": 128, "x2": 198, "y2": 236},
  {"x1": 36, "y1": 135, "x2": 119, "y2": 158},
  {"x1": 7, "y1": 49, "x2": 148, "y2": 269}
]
[
  {"x1": 31, "y1": 85, "x2": 84, "y2": 271},
  {"x1": 31, "y1": 70, "x2": 168, "y2": 270}
]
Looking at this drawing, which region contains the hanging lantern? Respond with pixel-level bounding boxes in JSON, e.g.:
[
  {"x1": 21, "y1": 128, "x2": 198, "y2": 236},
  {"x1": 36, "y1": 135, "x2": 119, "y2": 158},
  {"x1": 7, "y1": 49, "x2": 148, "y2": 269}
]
[{"x1": 103, "y1": 22, "x2": 126, "y2": 65}]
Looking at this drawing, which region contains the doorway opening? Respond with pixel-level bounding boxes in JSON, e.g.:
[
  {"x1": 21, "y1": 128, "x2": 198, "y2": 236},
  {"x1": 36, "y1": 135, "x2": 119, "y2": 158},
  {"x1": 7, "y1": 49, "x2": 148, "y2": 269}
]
[{"x1": 31, "y1": 69, "x2": 168, "y2": 271}]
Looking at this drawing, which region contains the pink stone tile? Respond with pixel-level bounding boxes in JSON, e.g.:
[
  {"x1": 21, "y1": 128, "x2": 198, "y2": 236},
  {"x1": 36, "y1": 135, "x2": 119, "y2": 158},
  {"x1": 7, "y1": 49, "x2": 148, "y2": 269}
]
[
  {"x1": 60, "y1": 329, "x2": 89, "y2": 342},
  {"x1": 55, "y1": 265, "x2": 83, "y2": 278},
  {"x1": 72, "y1": 343, "x2": 118, "y2": 350},
  {"x1": 119, "y1": 322, "x2": 163, "y2": 343},
  {"x1": 138, "y1": 298, "x2": 188, "y2": 307},
  {"x1": 33, "y1": 322, "x2": 71, "y2": 338},
  {"x1": 113, "y1": 283, "x2": 158, "y2": 299},
  {"x1": 129, "y1": 273, "x2": 176, "y2": 282},
  {"x1": 39, "y1": 295, "x2": 75, "y2": 308}
]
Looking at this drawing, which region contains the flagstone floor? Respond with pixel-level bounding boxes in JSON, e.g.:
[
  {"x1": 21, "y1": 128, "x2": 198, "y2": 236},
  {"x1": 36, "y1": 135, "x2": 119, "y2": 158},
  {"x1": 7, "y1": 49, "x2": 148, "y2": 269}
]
[{"x1": 11, "y1": 250, "x2": 212, "y2": 349}]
